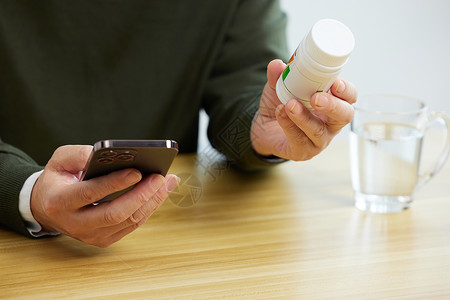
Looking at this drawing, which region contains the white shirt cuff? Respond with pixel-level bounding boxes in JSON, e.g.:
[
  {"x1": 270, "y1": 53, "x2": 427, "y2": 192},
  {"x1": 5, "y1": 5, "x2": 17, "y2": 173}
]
[{"x1": 19, "y1": 170, "x2": 59, "y2": 237}]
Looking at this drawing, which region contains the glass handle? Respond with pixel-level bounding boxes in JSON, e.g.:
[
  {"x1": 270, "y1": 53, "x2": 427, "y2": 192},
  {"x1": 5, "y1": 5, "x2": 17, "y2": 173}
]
[{"x1": 417, "y1": 111, "x2": 450, "y2": 189}]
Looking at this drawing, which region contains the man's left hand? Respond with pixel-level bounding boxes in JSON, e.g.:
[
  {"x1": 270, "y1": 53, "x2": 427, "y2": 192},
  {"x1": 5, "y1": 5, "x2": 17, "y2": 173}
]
[{"x1": 251, "y1": 59, "x2": 358, "y2": 161}]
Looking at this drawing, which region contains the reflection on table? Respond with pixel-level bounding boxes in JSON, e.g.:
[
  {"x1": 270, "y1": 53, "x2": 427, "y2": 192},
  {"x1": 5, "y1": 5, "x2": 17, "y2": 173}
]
[{"x1": 1, "y1": 139, "x2": 450, "y2": 299}]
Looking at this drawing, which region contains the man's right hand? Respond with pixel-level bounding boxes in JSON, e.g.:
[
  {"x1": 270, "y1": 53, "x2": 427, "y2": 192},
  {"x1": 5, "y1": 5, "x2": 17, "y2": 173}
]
[{"x1": 30, "y1": 145, "x2": 179, "y2": 248}]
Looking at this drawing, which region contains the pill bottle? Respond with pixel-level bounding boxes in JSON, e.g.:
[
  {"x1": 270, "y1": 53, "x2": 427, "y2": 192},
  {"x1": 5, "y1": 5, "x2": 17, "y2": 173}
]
[{"x1": 276, "y1": 19, "x2": 355, "y2": 109}]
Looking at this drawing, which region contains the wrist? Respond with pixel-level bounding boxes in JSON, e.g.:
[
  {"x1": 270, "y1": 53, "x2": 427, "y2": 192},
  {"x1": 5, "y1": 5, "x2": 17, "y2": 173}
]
[
  {"x1": 251, "y1": 139, "x2": 272, "y2": 157},
  {"x1": 19, "y1": 170, "x2": 59, "y2": 237},
  {"x1": 29, "y1": 172, "x2": 58, "y2": 234},
  {"x1": 250, "y1": 114, "x2": 273, "y2": 157}
]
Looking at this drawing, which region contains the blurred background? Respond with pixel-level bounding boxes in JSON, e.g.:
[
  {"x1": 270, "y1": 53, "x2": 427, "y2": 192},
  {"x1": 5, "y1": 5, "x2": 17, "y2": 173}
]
[
  {"x1": 198, "y1": 0, "x2": 450, "y2": 150},
  {"x1": 280, "y1": 0, "x2": 450, "y2": 115}
]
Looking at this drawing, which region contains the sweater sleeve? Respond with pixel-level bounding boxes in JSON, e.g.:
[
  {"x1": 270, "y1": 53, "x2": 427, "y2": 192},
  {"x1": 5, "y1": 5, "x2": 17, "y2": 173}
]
[
  {"x1": 202, "y1": 0, "x2": 289, "y2": 171},
  {"x1": 0, "y1": 139, "x2": 43, "y2": 236}
]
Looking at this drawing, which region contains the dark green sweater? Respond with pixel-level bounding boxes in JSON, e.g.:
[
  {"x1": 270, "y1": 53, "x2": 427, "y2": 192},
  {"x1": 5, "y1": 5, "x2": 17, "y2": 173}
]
[{"x1": 0, "y1": 0, "x2": 288, "y2": 236}]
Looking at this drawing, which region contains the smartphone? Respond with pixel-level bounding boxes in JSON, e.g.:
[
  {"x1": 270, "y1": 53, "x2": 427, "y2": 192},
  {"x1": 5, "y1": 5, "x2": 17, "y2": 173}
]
[{"x1": 81, "y1": 139, "x2": 178, "y2": 203}]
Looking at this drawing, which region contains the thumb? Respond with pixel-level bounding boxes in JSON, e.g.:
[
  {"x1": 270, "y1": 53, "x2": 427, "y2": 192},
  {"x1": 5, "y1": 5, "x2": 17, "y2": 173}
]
[
  {"x1": 267, "y1": 59, "x2": 286, "y2": 89},
  {"x1": 47, "y1": 145, "x2": 93, "y2": 175}
]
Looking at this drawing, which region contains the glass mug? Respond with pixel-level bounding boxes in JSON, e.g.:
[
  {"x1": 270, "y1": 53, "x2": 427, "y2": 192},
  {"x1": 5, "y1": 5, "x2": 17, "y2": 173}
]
[{"x1": 350, "y1": 95, "x2": 450, "y2": 213}]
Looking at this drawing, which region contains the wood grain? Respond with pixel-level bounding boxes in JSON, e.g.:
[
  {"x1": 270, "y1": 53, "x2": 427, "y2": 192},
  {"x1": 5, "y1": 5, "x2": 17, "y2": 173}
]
[{"x1": 1, "y1": 140, "x2": 449, "y2": 299}]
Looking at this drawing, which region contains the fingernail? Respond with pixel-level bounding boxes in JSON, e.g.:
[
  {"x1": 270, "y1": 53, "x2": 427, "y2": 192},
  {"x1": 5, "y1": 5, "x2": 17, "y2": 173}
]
[
  {"x1": 314, "y1": 94, "x2": 329, "y2": 108},
  {"x1": 126, "y1": 170, "x2": 142, "y2": 184},
  {"x1": 287, "y1": 100, "x2": 297, "y2": 114},
  {"x1": 336, "y1": 80, "x2": 345, "y2": 94},
  {"x1": 150, "y1": 174, "x2": 165, "y2": 188},
  {"x1": 166, "y1": 175, "x2": 180, "y2": 193}
]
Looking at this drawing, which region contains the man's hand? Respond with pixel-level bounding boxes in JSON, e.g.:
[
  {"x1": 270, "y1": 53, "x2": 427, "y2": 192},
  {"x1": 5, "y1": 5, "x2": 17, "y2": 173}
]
[
  {"x1": 31, "y1": 145, "x2": 179, "y2": 248},
  {"x1": 251, "y1": 59, "x2": 358, "y2": 161}
]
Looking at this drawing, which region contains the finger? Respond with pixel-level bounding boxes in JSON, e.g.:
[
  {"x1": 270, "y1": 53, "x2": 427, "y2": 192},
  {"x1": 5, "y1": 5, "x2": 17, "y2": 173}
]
[
  {"x1": 130, "y1": 174, "x2": 180, "y2": 225},
  {"x1": 267, "y1": 59, "x2": 286, "y2": 89},
  {"x1": 258, "y1": 83, "x2": 282, "y2": 116},
  {"x1": 275, "y1": 103, "x2": 317, "y2": 160},
  {"x1": 96, "y1": 224, "x2": 140, "y2": 248},
  {"x1": 283, "y1": 99, "x2": 330, "y2": 148},
  {"x1": 329, "y1": 78, "x2": 358, "y2": 104},
  {"x1": 93, "y1": 173, "x2": 166, "y2": 227},
  {"x1": 74, "y1": 223, "x2": 139, "y2": 248},
  {"x1": 310, "y1": 92, "x2": 355, "y2": 133},
  {"x1": 66, "y1": 168, "x2": 143, "y2": 208},
  {"x1": 78, "y1": 174, "x2": 179, "y2": 237}
]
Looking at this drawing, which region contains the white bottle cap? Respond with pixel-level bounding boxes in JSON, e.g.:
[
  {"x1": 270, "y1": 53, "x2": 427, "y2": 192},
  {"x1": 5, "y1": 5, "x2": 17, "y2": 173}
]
[{"x1": 304, "y1": 19, "x2": 355, "y2": 68}]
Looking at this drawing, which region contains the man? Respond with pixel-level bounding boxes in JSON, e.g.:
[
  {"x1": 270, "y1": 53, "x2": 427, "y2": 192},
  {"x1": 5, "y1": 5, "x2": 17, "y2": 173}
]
[{"x1": 0, "y1": 0, "x2": 357, "y2": 247}]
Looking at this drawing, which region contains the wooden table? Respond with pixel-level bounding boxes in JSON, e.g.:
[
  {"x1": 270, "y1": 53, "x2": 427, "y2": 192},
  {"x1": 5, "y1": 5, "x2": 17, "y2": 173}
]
[{"x1": 1, "y1": 139, "x2": 450, "y2": 299}]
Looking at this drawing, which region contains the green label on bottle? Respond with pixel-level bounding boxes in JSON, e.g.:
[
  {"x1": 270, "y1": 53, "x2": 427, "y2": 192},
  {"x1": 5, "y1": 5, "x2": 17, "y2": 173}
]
[{"x1": 282, "y1": 65, "x2": 290, "y2": 81}]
